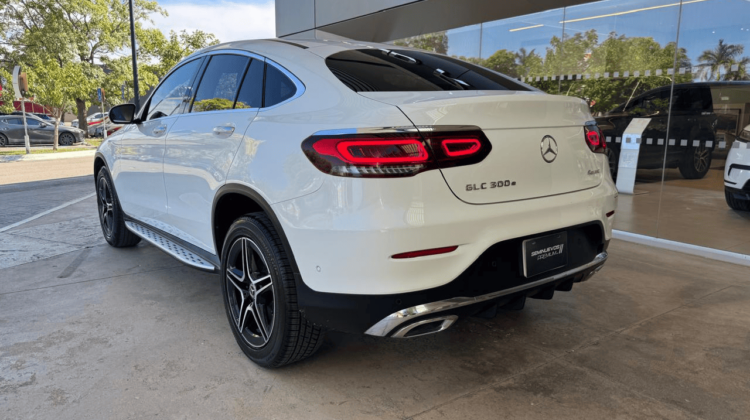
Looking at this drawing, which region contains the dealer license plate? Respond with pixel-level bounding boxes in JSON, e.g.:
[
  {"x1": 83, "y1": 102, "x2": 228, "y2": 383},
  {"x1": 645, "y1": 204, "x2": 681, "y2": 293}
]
[{"x1": 522, "y1": 232, "x2": 568, "y2": 278}]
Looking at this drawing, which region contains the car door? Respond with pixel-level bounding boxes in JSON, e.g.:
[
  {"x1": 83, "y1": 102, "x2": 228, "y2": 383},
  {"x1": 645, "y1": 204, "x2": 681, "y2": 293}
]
[
  {"x1": 24, "y1": 118, "x2": 52, "y2": 144},
  {"x1": 163, "y1": 53, "x2": 263, "y2": 252},
  {"x1": 111, "y1": 57, "x2": 204, "y2": 226},
  {"x1": 2, "y1": 118, "x2": 24, "y2": 144}
]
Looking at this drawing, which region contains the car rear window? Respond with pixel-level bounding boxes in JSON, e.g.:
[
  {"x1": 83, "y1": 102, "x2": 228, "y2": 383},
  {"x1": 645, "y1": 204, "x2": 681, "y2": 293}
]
[{"x1": 325, "y1": 49, "x2": 530, "y2": 92}]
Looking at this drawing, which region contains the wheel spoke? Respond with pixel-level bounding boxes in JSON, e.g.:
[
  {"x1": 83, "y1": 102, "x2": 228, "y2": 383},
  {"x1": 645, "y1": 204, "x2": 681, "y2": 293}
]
[
  {"x1": 226, "y1": 236, "x2": 276, "y2": 348},
  {"x1": 238, "y1": 293, "x2": 252, "y2": 331},
  {"x1": 249, "y1": 303, "x2": 269, "y2": 342},
  {"x1": 226, "y1": 268, "x2": 245, "y2": 291}
]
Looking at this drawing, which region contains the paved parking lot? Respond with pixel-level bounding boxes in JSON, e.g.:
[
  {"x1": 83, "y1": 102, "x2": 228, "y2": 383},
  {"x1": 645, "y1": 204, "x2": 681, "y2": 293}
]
[{"x1": 1, "y1": 194, "x2": 749, "y2": 419}]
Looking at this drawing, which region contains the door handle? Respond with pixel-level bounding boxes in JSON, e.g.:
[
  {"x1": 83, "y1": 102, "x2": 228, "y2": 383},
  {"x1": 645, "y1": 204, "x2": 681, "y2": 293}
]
[
  {"x1": 152, "y1": 125, "x2": 167, "y2": 136},
  {"x1": 213, "y1": 125, "x2": 235, "y2": 135}
]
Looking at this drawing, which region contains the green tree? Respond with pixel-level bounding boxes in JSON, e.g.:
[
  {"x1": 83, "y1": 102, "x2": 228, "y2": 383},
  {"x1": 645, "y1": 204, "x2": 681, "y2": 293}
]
[
  {"x1": 393, "y1": 32, "x2": 449, "y2": 54},
  {"x1": 1, "y1": 0, "x2": 219, "y2": 135},
  {"x1": 697, "y1": 39, "x2": 749, "y2": 81},
  {"x1": 26, "y1": 59, "x2": 78, "y2": 150},
  {"x1": 515, "y1": 48, "x2": 543, "y2": 77},
  {"x1": 0, "y1": 68, "x2": 16, "y2": 115},
  {"x1": 483, "y1": 49, "x2": 518, "y2": 78},
  {"x1": 1, "y1": 0, "x2": 164, "y2": 134}
]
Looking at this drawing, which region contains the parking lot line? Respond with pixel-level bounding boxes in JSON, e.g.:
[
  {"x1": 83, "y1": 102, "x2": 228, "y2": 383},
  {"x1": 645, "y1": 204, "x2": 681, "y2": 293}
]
[{"x1": 0, "y1": 192, "x2": 96, "y2": 233}]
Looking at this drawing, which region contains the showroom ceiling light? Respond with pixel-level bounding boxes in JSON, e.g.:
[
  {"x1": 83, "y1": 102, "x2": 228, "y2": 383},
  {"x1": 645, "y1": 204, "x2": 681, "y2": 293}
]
[
  {"x1": 560, "y1": 0, "x2": 708, "y2": 24},
  {"x1": 509, "y1": 24, "x2": 544, "y2": 32}
]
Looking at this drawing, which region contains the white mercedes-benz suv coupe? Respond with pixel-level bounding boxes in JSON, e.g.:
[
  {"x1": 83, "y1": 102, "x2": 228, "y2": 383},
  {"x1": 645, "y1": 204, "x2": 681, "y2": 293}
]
[
  {"x1": 99, "y1": 38, "x2": 617, "y2": 367},
  {"x1": 725, "y1": 124, "x2": 750, "y2": 211}
]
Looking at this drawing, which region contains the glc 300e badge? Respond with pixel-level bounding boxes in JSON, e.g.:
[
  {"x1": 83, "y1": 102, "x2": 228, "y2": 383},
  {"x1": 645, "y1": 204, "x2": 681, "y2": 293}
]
[{"x1": 541, "y1": 136, "x2": 558, "y2": 163}]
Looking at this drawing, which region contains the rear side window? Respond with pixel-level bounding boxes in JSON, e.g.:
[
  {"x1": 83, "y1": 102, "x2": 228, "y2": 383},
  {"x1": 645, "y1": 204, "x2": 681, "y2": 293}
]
[
  {"x1": 326, "y1": 49, "x2": 530, "y2": 92},
  {"x1": 192, "y1": 55, "x2": 250, "y2": 113},
  {"x1": 235, "y1": 59, "x2": 264, "y2": 109},
  {"x1": 264, "y1": 65, "x2": 296, "y2": 107},
  {"x1": 4, "y1": 118, "x2": 23, "y2": 125}
]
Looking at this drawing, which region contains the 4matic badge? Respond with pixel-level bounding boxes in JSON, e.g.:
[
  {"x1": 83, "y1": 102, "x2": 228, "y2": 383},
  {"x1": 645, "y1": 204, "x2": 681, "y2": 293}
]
[{"x1": 466, "y1": 180, "x2": 517, "y2": 191}]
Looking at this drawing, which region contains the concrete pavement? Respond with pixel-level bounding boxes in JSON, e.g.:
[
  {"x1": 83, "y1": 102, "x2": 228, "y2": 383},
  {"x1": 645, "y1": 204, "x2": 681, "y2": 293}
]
[{"x1": 1, "y1": 195, "x2": 749, "y2": 419}]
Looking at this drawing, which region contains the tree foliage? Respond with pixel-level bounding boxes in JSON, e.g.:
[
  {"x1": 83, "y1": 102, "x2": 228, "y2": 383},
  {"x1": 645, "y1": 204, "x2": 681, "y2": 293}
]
[
  {"x1": 0, "y1": 0, "x2": 219, "y2": 135},
  {"x1": 697, "y1": 39, "x2": 749, "y2": 81},
  {"x1": 393, "y1": 32, "x2": 449, "y2": 54}
]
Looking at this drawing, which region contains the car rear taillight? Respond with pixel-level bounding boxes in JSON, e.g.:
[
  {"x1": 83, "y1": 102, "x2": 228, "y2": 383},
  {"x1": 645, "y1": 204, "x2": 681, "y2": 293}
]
[
  {"x1": 584, "y1": 123, "x2": 605, "y2": 154},
  {"x1": 302, "y1": 127, "x2": 491, "y2": 178}
]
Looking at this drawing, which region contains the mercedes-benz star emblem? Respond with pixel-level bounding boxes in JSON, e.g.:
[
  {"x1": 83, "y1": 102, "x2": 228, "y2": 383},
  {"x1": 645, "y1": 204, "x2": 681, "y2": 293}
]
[{"x1": 540, "y1": 136, "x2": 558, "y2": 163}]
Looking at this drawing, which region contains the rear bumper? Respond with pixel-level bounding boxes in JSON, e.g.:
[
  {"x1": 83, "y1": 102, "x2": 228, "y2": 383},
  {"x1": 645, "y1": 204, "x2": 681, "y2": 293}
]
[
  {"x1": 366, "y1": 251, "x2": 608, "y2": 337},
  {"x1": 295, "y1": 225, "x2": 608, "y2": 335},
  {"x1": 272, "y1": 163, "x2": 616, "y2": 296}
]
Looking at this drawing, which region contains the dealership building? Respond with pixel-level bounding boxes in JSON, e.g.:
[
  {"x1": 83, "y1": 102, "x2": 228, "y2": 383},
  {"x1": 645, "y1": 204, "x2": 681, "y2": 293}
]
[{"x1": 277, "y1": 0, "x2": 750, "y2": 264}]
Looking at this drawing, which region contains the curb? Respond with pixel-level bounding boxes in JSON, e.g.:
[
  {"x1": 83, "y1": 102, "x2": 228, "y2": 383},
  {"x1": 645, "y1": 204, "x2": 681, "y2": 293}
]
[{"x1": 0, "y1": 149, "x2": 96, "y2": 163}]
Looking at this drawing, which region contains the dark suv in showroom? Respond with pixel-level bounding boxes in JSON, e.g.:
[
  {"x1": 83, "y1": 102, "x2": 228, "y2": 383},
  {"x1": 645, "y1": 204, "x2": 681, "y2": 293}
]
[{"x1": 596, "y1": 83, "x2": 718, "y2": 180}]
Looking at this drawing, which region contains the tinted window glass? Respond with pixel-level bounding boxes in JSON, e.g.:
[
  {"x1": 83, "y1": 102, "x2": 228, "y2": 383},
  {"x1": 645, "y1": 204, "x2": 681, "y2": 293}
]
[
  {"x1": 235, "y1": 59, "x2": 264, "y2": 109},
  {"x1": 671, "y1": 87, "x2": 712, "y2": 113},
  {"x1": 4, "y1": 118, "x2": 23, "y2": 125},
  {"x1": 147, "y1": 58, "x2": 202, "y2": 120},
  {"x1": 264, "y1": 65, "x2": 296, "y2": 107},
  {"x1": 25, "y1": 118, "x2": 41, "y2": 127},
  {"x1": 326, "y1": 49, "x2": 530, "y2": 92},
  {"x1": 192, "y1": 55, "x2": 250, "y2": 113}
]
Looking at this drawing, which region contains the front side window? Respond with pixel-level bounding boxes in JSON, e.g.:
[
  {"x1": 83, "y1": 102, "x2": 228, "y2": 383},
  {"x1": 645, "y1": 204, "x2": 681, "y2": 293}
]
[
  {"x1": 146, "y1": 58, "x2": 202, "y2": 120},
  {"x1": 25, "y1": 118, "x2": 41, "y2": 127},
  {"x1": 325, "y1": 49, "x2": 530, "y2": 92},
  {"x1": 264, "y1": 65, "x2": 296, "y2": 107},
  {"x1": 191, "y1": 55, "x2": 250, "y2": 113}
]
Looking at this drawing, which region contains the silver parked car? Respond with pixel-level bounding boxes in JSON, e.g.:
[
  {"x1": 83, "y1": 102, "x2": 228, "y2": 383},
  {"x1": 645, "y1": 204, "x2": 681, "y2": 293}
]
[{"x1": 0, "y1": 115, "x2": 85, "y2": 146}]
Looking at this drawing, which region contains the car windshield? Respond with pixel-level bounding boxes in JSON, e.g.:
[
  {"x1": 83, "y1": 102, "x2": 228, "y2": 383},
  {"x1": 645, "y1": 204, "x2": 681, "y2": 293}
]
[{"x1": 325, "y1": 48, "x2": 530, "y2": 92}]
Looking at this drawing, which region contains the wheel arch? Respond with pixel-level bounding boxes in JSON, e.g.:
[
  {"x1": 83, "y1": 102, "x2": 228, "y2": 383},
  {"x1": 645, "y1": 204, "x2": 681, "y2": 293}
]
[
  {"x1": 94, "y1": 152, "x2": 108, "y2": 184},
  {"x1": 212, "y1": 184, "x2": 301, "y2": 276}
]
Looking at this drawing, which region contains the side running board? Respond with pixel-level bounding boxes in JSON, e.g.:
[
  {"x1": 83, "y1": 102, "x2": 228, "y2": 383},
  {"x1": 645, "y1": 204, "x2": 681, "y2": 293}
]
[{"x1": 125, "y1": 221, "x2": 218, "y2": 272}]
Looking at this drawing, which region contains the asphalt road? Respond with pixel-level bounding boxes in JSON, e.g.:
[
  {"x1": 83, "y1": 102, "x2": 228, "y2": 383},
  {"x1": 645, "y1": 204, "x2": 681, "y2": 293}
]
[{"x1": 0, "y1": 157, "x2": 94, "y2": 229}]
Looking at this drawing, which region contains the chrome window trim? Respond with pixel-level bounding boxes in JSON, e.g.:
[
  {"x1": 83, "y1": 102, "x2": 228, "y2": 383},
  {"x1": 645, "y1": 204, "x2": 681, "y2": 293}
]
[
  {"x1": 187, "y1": 51, "x2": 265, "y2": 116},
  {"x1": 365, "y1": 252, "x2": 609, "y2": 337},
  {"x1": 153, "y1": 50, "x2": 305, "y2": 116},
  {"x1": 258, "y1": 58, "x2": 306, "y2": 111}
]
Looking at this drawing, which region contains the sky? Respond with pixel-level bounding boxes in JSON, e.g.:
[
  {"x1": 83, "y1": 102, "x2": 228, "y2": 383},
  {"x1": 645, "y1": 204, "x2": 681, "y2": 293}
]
[
  {"x1": 151, "y1": 0, "x2": 276, "y2": 43},
  {"x1": 447, "y1": 0, "x2": 750, "y2": 66}
]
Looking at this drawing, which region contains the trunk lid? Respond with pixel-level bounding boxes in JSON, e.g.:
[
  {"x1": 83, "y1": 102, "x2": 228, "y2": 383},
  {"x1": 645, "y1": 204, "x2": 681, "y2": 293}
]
[{"x1": 360, "y1": 91, "x2": 603, "y2": 205}]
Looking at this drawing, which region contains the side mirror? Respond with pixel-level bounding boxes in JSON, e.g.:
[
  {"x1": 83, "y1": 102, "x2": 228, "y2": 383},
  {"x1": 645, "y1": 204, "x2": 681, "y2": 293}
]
[{"x1": 109, "y1": 104, "x2": 137, "y2": 124}]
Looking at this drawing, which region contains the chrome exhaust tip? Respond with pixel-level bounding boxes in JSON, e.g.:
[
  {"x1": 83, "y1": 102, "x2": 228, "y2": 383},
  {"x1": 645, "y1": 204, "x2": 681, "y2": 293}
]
[{"x1": 391, "y1": 315, "x2": 458, "y2": 338}]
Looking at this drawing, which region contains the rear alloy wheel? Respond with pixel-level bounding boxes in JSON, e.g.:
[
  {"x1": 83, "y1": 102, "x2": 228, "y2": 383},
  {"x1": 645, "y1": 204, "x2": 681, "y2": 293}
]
[
  {"x1": 725, "y1": 189, "x2": 750, "y2": 212},
  {"x1": 0, "y1": 133, "x2": 7, "y2": 147},
  {"x1": 221, "y1": 214, "x2": 324, "y2": 368},
  {"x1": 679, "y1": 143, "x2": 712, "y2": 179},
  {"x1": 59, "y1": 133, "x2": 75, "y2": 146}
]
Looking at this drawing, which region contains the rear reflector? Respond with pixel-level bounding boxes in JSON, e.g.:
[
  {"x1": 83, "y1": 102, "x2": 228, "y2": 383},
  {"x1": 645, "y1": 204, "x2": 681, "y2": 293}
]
[
  {"x1": 392, "y1": 246, "x2": 458, "y2": 259},
  {"x1": 606, "y1": 210, "x2": 615, "y2": 217}
]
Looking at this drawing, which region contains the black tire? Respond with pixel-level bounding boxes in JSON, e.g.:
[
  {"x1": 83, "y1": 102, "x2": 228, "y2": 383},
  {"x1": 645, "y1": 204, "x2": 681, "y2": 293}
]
[
  {"x1": 59, "y1": 132, "x2": 75, "y2": 146},
  {"x1": 678, "y1": 143, "x2": 712, "y2": 179},
  {"x1": 0, "y1": 133, "x2": 7, "y2": 147},
  {"x1": 221, "y1": 213, "x2": 324, "y2": 368},
  {"x1": 96, "y1": 167, "x2": 141, "y2": 247},
  {"x1": 725, "y1": 189, "x2": 750, "y2": 212},
  {"x1": 605, "y1": 147, "x2": 619, "y2": 182}
]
